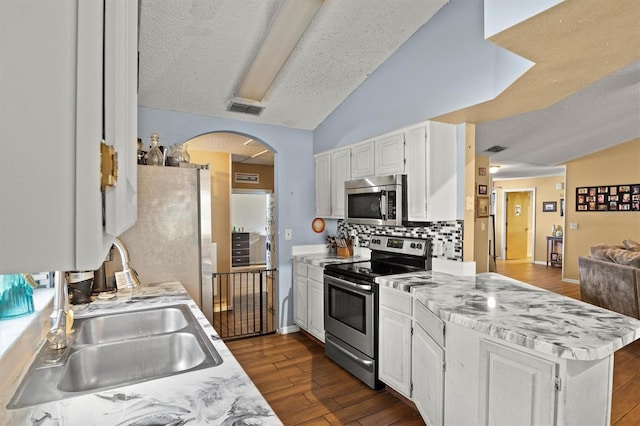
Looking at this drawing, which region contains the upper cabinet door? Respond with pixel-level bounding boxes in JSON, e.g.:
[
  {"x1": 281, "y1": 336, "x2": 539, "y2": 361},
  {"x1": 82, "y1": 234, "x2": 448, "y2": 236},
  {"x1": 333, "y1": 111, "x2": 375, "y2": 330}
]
[
  {"x1": 315, "y1": 153, "x2": 332, "y2": 217},
  {"x1": 405, "y1": 126, "x2": 428, "y2": 221},
  {"x1": 375, "y1": 133, "x2": 405, "y2": 175},
  {"x1": 425, "y1": 122, "x2": 459, "y2": 221},
  {"x1": 351, "y1": 141, "x2": 375, "y2": 179},
  {"x1": 0, "y1": 0, "x2": 137, "y2": 274},
  {"x1": 331, "y1": 148, "x2": 351, "y2": 218}
]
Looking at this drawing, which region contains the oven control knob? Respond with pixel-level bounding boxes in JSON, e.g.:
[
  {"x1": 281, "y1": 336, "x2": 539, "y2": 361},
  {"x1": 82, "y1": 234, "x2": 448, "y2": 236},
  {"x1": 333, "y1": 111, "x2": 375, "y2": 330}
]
[
  {"x1": 417, "y1": 243, "x2": 423, "y2": 250},
  {"x1": 410, "y1": 243, "x2": 416, "y2": 249}
]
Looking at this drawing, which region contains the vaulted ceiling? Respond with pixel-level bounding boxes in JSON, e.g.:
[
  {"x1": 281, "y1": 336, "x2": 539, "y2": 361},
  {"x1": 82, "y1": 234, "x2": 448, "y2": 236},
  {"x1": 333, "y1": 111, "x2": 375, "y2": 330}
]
[{"x1": 137, "y1": 0, "x2": 640, "y2": 176}]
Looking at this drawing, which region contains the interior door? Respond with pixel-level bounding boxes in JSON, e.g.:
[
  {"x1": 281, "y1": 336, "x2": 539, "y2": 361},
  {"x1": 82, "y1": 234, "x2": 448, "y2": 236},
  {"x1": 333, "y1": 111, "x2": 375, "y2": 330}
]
[{"x1": 505, "y1": 192, "x2": 529, "y2": 260}]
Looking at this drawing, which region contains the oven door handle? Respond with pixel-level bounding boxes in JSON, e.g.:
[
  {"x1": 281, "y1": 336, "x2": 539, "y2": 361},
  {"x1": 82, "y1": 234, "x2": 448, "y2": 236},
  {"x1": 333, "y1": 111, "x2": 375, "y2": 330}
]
[
  {"x1": 326, "y1": 275, "x2": 372, "y2": 292},
  {"x1": 328, "y1": 336, "x2": 375, "y2": 371}
]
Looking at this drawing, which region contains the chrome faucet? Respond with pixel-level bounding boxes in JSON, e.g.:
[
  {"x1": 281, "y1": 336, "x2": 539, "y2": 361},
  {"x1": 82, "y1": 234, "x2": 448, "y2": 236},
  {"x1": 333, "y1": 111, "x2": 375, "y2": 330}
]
[
  {"x1": 47, "y1": 271, "x2": 69, "y2": 350},
  {"x1": 113, "y1": 237, "x2": 140, "y2": 289}
]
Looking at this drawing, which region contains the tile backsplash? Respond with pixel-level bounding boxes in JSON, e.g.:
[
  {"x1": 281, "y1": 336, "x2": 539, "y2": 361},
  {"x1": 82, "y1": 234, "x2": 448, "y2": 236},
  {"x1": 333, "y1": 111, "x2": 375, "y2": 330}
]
[{"x1": 337, "y1": 220, "x2": 463, "y2": 261}]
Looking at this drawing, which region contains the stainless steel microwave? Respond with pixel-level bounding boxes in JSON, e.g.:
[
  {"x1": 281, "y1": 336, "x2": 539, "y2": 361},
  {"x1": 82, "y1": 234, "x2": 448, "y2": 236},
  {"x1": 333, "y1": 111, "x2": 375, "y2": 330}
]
[{"x1": 344, "y1": 174, "x2": 406, "y2": 226}]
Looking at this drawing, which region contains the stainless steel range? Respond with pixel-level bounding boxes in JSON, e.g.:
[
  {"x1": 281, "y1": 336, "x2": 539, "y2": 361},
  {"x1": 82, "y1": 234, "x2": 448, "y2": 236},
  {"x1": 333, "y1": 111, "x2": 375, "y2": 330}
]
[{"x1": 323, "y1": 235, "x2": 431, "y2": 389}]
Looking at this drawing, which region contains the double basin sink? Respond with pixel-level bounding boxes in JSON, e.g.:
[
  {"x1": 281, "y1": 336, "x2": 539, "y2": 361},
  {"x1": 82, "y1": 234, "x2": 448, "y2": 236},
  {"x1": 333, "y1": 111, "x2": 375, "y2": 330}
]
[{"x1": 8, "y1": 304, "x2": 223, "y2": 409}]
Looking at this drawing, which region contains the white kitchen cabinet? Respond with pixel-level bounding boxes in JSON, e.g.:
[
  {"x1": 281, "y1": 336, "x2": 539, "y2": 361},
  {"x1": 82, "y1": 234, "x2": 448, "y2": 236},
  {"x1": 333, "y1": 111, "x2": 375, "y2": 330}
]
[
  {"x1": 315, "y1": 153, "x2": 332, "y2": 217},
  {"x1": 445, "y1": 321, "x2": 613, "y2": 426},
  {"x1": 351, "y1": 133, "x2": 404, "y2": 180},
  {"x1": 330, "y1": 148, "x2": 351, "y2": 218},
  {"x1": 293, "y1": 261, "x2": 308, "y2": 328},
  {"x1": 0, "y1": 0, "x2": 138, "y2": 273},
  {"x1": 379, "y1": 307, "x2": 412, "y2": 396},
  {"x1": 314, "y1": 147, "x2": 351, "y2": 218},
  {"x1": 378, "y1": 286, "x2": 413, "y2": 397},
  {"x1": 425, "y1": 122, "x2": 459, "y2": 221},
  {"x1": 293, "y1": 261, "x2": 325, "y2": 342},
  {"x1": 375, "y1": 133, "x2": 405, "y2": 176},
  {"x1": 350, "y1": 140, "x2": 375, "y2": 179},
  {"x1": 405, "y1": 126, "x2": 428, "y2": 221},
  {"x1": 405, "y1": 122, "x2": 459, "y2": 222},
  {"x1": 478, "y1": 340, "x2": 556, "y2": 426},
  {"x1": 413, "y1": 323, "x2": 445, "y2": 426},
  {"x1": 307, "y1": 278, "x2": 325, "y2": 342}
]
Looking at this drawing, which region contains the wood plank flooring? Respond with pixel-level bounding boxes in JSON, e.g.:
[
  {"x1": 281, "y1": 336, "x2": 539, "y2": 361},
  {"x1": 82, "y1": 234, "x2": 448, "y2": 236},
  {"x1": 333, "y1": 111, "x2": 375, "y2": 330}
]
[{"x1": 226, "y1": 260, "x2": 640, "y2": 425}]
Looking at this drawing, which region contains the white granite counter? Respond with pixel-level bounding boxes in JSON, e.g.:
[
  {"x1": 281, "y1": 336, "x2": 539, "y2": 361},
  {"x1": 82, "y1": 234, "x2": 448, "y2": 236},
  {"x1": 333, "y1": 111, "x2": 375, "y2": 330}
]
[
  {"x1": 293, "y1": 253, "x2": 367, "y2": 268},
  {"x1": 376, "y1": 271, "x2": 640, "y2": 361},
  {"x1": 1, "y1": 282, "x2": 282, "y2": 425}
]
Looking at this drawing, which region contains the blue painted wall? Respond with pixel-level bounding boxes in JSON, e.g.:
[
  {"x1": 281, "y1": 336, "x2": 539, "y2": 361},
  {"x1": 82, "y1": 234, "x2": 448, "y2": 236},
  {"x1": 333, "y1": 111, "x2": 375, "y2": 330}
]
[
  {"x1": 313, "y1": 0, "x2": 532, "y2": 153},
  {"x1": 138, "y1": 106, "x2": 323, "y2": 330}
]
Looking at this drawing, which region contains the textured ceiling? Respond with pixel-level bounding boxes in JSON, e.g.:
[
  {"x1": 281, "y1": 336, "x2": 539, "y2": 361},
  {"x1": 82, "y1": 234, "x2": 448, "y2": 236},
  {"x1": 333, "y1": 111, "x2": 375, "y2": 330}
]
[
  {"x1": 138, "y1": 0, "x2": 640, "y2": 174},
  {"x1": 138, "y1": 0, "x2": 447, "y2": 130}
]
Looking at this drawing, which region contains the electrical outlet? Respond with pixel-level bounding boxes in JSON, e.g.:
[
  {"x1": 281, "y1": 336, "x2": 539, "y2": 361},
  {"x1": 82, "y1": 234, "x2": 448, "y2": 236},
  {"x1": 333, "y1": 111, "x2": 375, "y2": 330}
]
[
  {"x1": 285, "y1": 229, "x2": 292, "y2": 240},
  {"x1": 434, "y1": 241, "x2": 443, "y2": 256},
  {"x1": 444, "y1": 242, "x2": 454, "y2": 258},
  {"x1": 570, "y1": 222, "x2": 579, "y2": 230}
]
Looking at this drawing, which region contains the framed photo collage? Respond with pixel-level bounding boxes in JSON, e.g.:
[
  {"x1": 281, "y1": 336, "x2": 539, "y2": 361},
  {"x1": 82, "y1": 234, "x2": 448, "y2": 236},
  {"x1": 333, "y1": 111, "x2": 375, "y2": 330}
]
[{"x1": 576, "y1": 184, "x2": 640, "y2": 212}]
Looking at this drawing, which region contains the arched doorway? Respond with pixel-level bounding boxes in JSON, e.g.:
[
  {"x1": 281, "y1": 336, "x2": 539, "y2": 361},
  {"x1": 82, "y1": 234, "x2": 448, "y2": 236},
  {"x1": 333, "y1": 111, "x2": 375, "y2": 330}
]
[{"x1": 184, "y1": 131, "x2": 277, "y2": 339}]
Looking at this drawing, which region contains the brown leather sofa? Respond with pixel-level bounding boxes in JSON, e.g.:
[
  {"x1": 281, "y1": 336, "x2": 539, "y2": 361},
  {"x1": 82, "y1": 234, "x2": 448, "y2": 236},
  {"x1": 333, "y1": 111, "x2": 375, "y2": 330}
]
[{"x1": 578, "y1": 255, "x2": 640, "y2": 319}]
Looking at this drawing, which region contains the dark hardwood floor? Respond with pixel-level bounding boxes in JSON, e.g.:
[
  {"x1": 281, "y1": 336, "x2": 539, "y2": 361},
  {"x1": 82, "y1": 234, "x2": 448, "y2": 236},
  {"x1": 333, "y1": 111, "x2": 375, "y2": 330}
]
[{"x1": 226, "y1": 260, "x2": 640, "y2": 425}]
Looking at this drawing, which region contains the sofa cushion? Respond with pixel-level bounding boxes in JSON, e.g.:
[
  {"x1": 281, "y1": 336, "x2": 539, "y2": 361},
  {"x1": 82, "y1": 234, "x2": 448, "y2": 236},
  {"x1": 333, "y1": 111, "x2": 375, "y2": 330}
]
[
  {"x1": 590, "y1": 244, "x2": 623, "y2": 260},
  {"x1": 608, "y1": 248, "x2": 640, "y2": 268},
  {"x1": 623, "y1": 239, "x2": 640, "y2": 252}
]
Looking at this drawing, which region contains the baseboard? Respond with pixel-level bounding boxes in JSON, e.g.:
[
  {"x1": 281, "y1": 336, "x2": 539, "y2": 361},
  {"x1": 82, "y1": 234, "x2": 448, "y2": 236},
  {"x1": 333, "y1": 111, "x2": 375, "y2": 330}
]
[
  {"x1": 278, "y1": 325, "x2": 300, "y2": 335},
  {"x1": 562, "y1": 278, "x2": 579, "y2": 284}
]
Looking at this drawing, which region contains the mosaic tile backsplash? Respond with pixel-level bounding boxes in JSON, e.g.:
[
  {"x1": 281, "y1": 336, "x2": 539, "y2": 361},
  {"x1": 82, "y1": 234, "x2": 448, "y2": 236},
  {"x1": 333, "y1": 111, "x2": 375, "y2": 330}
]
[{"x1": 337, "y1": 220, "x2": 463, "y2": 261}]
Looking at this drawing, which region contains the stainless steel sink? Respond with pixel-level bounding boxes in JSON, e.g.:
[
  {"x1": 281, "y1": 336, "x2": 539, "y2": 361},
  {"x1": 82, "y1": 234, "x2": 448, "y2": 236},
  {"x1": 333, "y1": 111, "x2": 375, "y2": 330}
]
[
  {"x1": 7, "y1": 304, "x2": 223, "y2": 409},
  {"x1": 74, "y1": 306, "x2": 188, "y2": 345}
]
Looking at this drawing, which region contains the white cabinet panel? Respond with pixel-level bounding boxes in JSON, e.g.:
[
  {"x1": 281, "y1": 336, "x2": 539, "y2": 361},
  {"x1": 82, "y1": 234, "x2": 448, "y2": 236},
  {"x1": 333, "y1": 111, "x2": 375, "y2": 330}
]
[
  {"x1": 425, "y1": 122, "x2": 459, "y2": 221},
  {"x1": 350, "y1": 141, "x2": 375, "y2": 179},
  {"x1": 413, "y1": 323, "x2": 445, "y2": 426},
  {"x1": 307, "y1": 279, "x2": 325, "y2": 342},
  {"x1": 478, "y1": 339, "x2": 556, "y2": 426},
  {"x1": 405, "y1": 126, "x2": 428, "y2": 221},
  {"x1": 379, "y1": 306, "x2": 412, "y2": 397},
  {"x1": 375, "y1": 133, "x2": 405, "y2": 175},
  {"x1": 330, "y1": 148, "x2": 351, "y2": 217},
  {"x1": 315, "y1": 153, "x2": 332, "y2": 217},
  {"x1": 293, "y1": 274, "x2": 308, "y2": 328},
  {"x1": 0, "y1": 0, "x2": 137, "y2": 273}
]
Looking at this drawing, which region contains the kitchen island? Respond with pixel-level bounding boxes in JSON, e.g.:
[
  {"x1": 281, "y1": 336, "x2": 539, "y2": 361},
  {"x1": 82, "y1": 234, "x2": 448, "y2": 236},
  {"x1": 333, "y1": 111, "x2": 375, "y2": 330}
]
[
  {"x1": 376, "y1": 271, "x2": 640, "y2": 426},
  {"x1": 1, "y1": 282, "x2": 282, "y2": 425}
]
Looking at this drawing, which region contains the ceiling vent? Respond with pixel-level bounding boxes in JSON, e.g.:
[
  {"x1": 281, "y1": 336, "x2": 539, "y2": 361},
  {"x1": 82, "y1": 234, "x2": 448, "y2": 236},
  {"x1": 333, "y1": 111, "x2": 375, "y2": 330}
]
[
  {"x1": 485, "y1": 145, "x2": 508, "y2": 153},
  {"x1": 227, "y1": 98, "x2": 265, "y2": 116}
]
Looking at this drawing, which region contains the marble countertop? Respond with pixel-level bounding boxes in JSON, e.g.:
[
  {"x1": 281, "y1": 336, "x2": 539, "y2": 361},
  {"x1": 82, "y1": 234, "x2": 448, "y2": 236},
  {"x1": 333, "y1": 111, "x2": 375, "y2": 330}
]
[
  {"x1": 293, "y1": 253, "x2": 367, "y2": 268},
  {"x1": 1, "y1": 282, "x2": 282, "y2": 425},
  {"x1": 376, "y1": 271, "x2": 640, "y2": 361}
]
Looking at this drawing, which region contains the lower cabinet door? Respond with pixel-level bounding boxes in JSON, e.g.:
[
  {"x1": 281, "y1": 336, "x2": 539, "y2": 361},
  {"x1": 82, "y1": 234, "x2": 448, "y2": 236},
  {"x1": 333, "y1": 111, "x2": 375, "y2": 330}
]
[
  {"x1": 478, "y1": 339, "x2": 557, "y2": 426},
  {"x1": 307, "y1": 279, "x2": 325, "y2": 342},
  {"x1": 378, "y1": 307, "x2": 412, "y2": 397},
  {"x1": 412, "y1": 324, "x2": 445, "y2": 426},
  {"x1": 293, "y1": 276, "x2": 307, "y2": 328}
]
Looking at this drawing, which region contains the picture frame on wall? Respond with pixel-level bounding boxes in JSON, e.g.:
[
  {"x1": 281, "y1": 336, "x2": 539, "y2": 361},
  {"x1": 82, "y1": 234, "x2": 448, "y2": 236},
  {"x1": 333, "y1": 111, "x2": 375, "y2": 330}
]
[
  {"x1": 576, "y1": 183, "x2": 640, "y2": 212},
  {"x1": 543, "y1": 201, "x2": 557, "y2": 212},
  {"x1": 478, "y1": 184, "x2": 487, "y2": 195},
  {"x1": 477, "y1": 196, "x2": 489, "y2": 218},
  {"x1": 478, "y1": 167, "x2": 486, "y2": 176}
]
